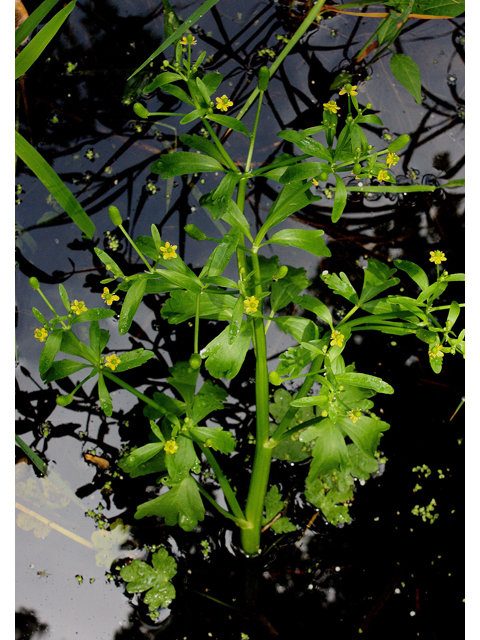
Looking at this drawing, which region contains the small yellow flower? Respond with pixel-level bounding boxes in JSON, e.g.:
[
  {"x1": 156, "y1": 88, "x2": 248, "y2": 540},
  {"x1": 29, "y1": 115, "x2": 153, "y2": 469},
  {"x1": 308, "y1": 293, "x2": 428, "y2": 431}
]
[
  {"x1": 160, "y1": 242, "x2": 178, "y2": 260},
  {"x1": 348, "y1": 410, "x2": 362, "y2": 423},
  {"x1": 312, "y1": 178, "x2": 319, "y2": 186},
  {"x1": 70, "y1": 300, "x2": 88, "y2": 315},
  {"x1": 104, "y1": 354, "x2": 122, "y2": 371},
  {"x1": 215, "y1": 95, "x2": 234, "y2": 112},
  {"x1": 428, "y1": 344, "x2": 445, "y2": 359},
  {"x1": 377, "y1": 169, "x2": 391, "y2": 182},
  {"x1": 330, "y1": 330, "x2": 344, "y2": 348},
  {"x1": 101, "y1": 287, "x2": 120, "y2": 305},
  {"x1": 34, "y1": 327, "x2": 49, "y2": 342},
  {"x1": 429, "y1": 250, "x2": 447, "y2": 265},
  {"x1": 180, "y1": 34, "x2": 197, "y2": 46},
  {"x1": 244, "y1": 295, "x2": 259, "y2": 314},
  {"x1": 386, "y1": 152, "x2": 399, "y2": 168},
  {"x1": 339, "y1": 84, "x2": 358, "y2": 97},
  {"x1": 164, "y1": 440, "x2": 179, "y2": 454},
  {"x1": 323, "y1": 101, "x2": 340, "y2": 114}
]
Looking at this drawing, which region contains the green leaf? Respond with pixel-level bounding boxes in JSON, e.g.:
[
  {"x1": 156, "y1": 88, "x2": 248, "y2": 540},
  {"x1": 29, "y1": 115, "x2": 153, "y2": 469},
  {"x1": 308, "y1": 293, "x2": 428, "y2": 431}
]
[
  {"x1": 387, "y1": 134, "x2": 410, "y2": 153},
  {"x1": 112, "y1": 349, "x2": 155, "y2": 373},
  {"x1": 144, "y1": 71, "x2": 183, "y2": 93},
  {"x1": 274, "y1": 162, "x2": 327, "y2": 184},
  {"x1": 58, "y1": 284, "x2": 70, "y2": 312},
  {"x1": 355, "y1": 114, "x2": 384, "y2": 126},
  {"x1": 190, "y1": 380, "x2": 228, "y2": 424},
  {"x1": 206, "y1": 114, "x2": 252, "y2": 138},
  {"x1": 259, "y1": 182, "x2": 321, "y2": 238},
  {"x1": 15, "y1": 132, "x2": 95, "y2": 239},
  {"x1": 167, "y1": 361, "x2": 199, "y2": 408},
  {"x1": 305, "y1": 474, "x2": 353, "y2": 526},
  {"x1": 128, "y1": 0, "x2": 222, "y2": 79},
  {"x1": 332, "y1": 173, "x2": 347, "y2": 223},
  {"x1": 335, "y1": 373, "x2": 394, "y2": 394},
  {"x1": 121, "y1": 443, "x2": 165, "y2": 469},
  {"x1": 199, "y1": 173, "x2": 242, "y2": 219},
  {"x1": 15, "y1": 0, "x2": 61, "y2": 50},
  {"x1": 384, "y1": 0, "x2": 464, "y2": 17},
  {"x1": 180, "y1": 108, "x2": 209, "y2": 124},
  {"x1": 39, "y1": 329, "x2": 63, "y2": 378},
  {"x1": 161, "y1": 83, "x2": 195, "y2": 106},
  {"x1": 42, "y1": 359, "x2": 90, "y2": 383},
  {"x1": 270, "y1": 267, "x2": 311, "y2": 313},
  {"x1": 263, "y1": 228, "x2": 331, "y2": 258},
  {"x1": 263, "y1": 486, "x2": 296, "y2": 533},
  {"x1": 201, "y1": 72, "x2": 223, "y2": 95},
  {"x1": 120, "y1": 548, "x2": 177, "y2": 611},
  {"x1": 156, "y1": 269, "x2": 203, "y2": 294},
  {"x1": 135, "y1": 476, "x2": 205, "y2": 532},
  {"x1": 98, "y1": 372, "x2": 113, "y2": 416},
  {"x1": 359, "y1": 259, "x2": 399, "y2": 305},
  {"x1": 118, "y1": 277, "x2": 147, "y2": 335},
  {"x1": 221, "y1": 199, "x2": 252, "y2": 238},
  {"x1": 336, "y1": 415, "x2": 390, "y2": 459},
  {"x1": 390, "y1": 53, "x2": 422, "y2": 104},
  {"x1": 394, "y1": 259, "x2": 429, "y2": 290},
  {"x1": 180, "y1": 133, "x2": 226, "y2": 165},
  {"x1": 15, "y1": 1, "x2": 76, "y2": 80},
  {"x1": 322, "y1": 271, "x2": 359, "y2": 305},
  {"x1": 277, "y1": 130, "x2": 331, "y2": 162},
  {"x1": 70, "y1": 308, "x2": 116, "y2": 324},
  {"x1": 32, "y1": 307, "x2": 49, "y2": 326},
  {"x1": 151, "y1": 151, "x2": 225, "y2": 178},
  {"x1": 308, "y1": 419, "x2": 350, "y2": 479},
  {"x1": 161, "y1": 289, "x2": 236, "y2": 324},
  {"x1": 166, "y1": 436, "x2": 200, "y2": 483},
  {"x1": 94, "y1": 247, "x2": 125, "y2": 279},
  {"x1": 190, "y1": 426, "x2": 236, "y2": 454},
  {"x1": 89, "y1": 321, "x2": 101, "y2": 356},
  {"x1": 201, "y1": 322, "x2": 253, "y2": 379},
  {"x1": 272, "y1": 317, "x2": 319, "y2": 344},
  {"x1": 446, "y1": 300, "x2": 461, "y2": 329},
  {"x1": 296, "y1": 295, "x2": 333, "y2": 327}
]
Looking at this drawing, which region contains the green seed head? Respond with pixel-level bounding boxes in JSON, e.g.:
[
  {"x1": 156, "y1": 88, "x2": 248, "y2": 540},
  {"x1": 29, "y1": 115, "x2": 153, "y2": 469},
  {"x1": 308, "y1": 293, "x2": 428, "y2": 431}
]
[
  {"x1": 29, "y1": 277, "x2": 40, "y2": 290},
  {"x1": 108, "y1": 206, "x2": 123, "y2": 226}
]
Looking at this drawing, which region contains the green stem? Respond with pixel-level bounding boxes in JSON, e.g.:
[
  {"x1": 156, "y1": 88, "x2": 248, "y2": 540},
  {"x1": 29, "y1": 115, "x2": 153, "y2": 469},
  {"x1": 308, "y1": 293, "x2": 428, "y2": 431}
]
[
  {"x1": 336, "y1": 305, "x2": 359, "y2": 328},
  {"x1": 202, "y1": 119, "x2": 240, "y2": 174},
  {"x1": 119, "y1": 224, "x2": 154, "y2": 273},
  {"x1": 240, "y1": 250, "x2": 273, "y2": 555},
  {"x1": 195, "y1": 481, "x2": 250, "y2": 528},
  {"x1": 194, "y1": 293, "x2": 200, "y2": 353},
  {"x1": 102, "y1": 371, "x2": 163, "y2": 412}
]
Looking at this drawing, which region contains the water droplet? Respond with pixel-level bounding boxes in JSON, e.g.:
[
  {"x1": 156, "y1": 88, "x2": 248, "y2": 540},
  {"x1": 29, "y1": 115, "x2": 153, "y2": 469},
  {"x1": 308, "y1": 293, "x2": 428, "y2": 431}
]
[{"x1": 447, "y1": 74, "x2": 457, "y2": 86}]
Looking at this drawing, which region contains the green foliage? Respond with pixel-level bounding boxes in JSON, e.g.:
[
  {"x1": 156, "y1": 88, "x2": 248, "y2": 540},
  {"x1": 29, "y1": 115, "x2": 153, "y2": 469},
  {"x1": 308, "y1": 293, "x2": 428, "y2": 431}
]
[{"x1": 120, "y1": 548, "x2": 177, "y2": 610}]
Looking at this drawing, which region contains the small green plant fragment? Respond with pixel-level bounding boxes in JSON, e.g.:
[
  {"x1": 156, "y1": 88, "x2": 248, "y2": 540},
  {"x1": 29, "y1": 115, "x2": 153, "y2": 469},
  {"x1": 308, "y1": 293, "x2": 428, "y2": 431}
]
[
  {"x1": 263, "y1": 486, "x2": 296, "y2": 534},
  {"x1": 120, "y1": 548, "x2": 177, "y2": 611}
]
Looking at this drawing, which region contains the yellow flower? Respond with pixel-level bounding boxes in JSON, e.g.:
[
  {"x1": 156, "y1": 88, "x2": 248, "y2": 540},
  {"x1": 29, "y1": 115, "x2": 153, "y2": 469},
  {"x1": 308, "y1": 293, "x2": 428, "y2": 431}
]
[
  {"x1": 244, "y1": 295, "x2": 259, "y2": 314},
  {"x1": 323, "y1": 101, "x2": 340, "y2": 114},
  {"x1": 429, "y1": 250, "x2": 447, "y2": 265},
  {"x1": 101, "y1": 287, "x2": 120, "y2": 305},
  {"x1": 377, "y1": 169, "x2": 391, "y2": 182},
  {"x1": 164, "y1": 440, "x2": 179, "y2": 454},
  {"x1": 330, "y1": 330, "x2": 344, "y2": 348},
  {"x1": 386, "y1": 152, "x2": 399, "y2": 168},
  {"x1": 70, "y1": 300, "x2": 88, "y2": 315},
  {"x1": 339, "y1": 84, "x2": 358, "y2": 97},
  {"x1": 160, "y1": 242, "x2": 178, "y2": 260},
  {"x1": 428, "y1": 344, "x2": 445, "y2": 359},
  {"x1": 180, "y1": 34, "x2": 197, "y2": 46},
  {"x1": 34, "y1": 327, "x2": 49, "y2": 342},
  {"x1": 104, "y1": 354, "x2": 121, "y2": 370},
  {"x1": 348, "y1": 410, "x2": 362, "y2": 423},
  {"x1": 312, "y1": 178, "x2": 319, "y2": 186},
  {"x1": 215, "y1": 95, "x2": 234, "y2": 112}
]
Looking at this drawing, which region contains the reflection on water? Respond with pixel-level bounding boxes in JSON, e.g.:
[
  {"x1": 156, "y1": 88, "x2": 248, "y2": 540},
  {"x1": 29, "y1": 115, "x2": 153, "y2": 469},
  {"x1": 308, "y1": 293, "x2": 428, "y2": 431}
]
[{"x1": 16, "y1": 1, "x2": 464, "y2": 638}]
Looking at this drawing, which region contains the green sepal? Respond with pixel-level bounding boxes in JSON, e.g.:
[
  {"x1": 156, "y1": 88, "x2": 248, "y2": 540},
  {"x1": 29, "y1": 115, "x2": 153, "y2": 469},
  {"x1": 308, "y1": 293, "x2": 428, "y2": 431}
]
[{"x1": 118, "y1": 277, "x2": 147, "y2": 335}]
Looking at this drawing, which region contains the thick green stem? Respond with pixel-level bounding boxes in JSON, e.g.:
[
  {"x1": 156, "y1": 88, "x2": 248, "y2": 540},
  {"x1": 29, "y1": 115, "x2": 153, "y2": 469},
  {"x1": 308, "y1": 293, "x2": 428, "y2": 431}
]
[{"x1": 240, "y1": 250, "x2": 273, "y2": 555}]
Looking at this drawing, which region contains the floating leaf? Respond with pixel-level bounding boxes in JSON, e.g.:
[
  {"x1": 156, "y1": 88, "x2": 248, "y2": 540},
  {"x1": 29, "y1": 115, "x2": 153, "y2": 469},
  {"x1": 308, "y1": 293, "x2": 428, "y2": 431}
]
[{"x1": 120, "y1": 548, "x2": 177, "y2": 610}]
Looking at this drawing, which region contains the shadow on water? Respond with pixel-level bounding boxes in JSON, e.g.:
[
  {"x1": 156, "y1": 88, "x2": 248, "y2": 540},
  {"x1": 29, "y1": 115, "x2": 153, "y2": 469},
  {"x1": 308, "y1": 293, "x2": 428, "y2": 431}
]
[{"x1": 16, "y1": 1, "x2": 464, "y2": 638}]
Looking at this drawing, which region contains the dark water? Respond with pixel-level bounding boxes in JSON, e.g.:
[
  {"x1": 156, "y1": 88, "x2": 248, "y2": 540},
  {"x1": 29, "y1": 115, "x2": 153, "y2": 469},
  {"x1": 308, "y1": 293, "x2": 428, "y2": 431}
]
[{"x1": 15, "y1": 1, "x2": 464, "y2": 638}]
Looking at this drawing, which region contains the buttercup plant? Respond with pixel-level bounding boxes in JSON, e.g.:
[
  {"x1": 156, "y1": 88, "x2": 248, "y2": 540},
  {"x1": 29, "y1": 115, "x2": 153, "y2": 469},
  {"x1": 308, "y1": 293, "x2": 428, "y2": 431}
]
[{"x1": 29, "y1": 0, "x2": 465, "y2": 572}]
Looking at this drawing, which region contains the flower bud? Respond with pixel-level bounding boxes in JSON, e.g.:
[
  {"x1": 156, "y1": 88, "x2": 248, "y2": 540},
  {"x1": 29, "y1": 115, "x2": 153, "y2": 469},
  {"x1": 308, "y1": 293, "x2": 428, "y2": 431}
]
[
  {"x1": 321, "y1": 410, "x2": 328, "y2": 418},
  {"x1": 258, "y1": 66, "x2": 270, "y2": 92},
  {"x1": 269, "y1": 371, "x2": 282, "y2": 386},
  {"x1": 353, "y1": 163, "x2": 362, "y2": 176},
  {"x1": 185, "y1": 224, "x2": 206, "y2": 241},
  {"x1": 274, "y1": 265, "x2": 289, "y2": 281},
  {"x1": 366, "y1": 103, "x2": 372, "y2": 110},
  {"x1": 29, "y1": 277, "x2": 40, "y2": 290},
  {"x1": 108, "y1": 206, "x2": 123, "y2": 226},
  {"x1": 133, "y1": 103, "x2": 150, "y2": 119},
  {"x1": 188, "y1": 353, "x2": 202, "y2": 370},
  {"x1": 320, "y1": 171, "x2": 329, "y2": 182}
]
